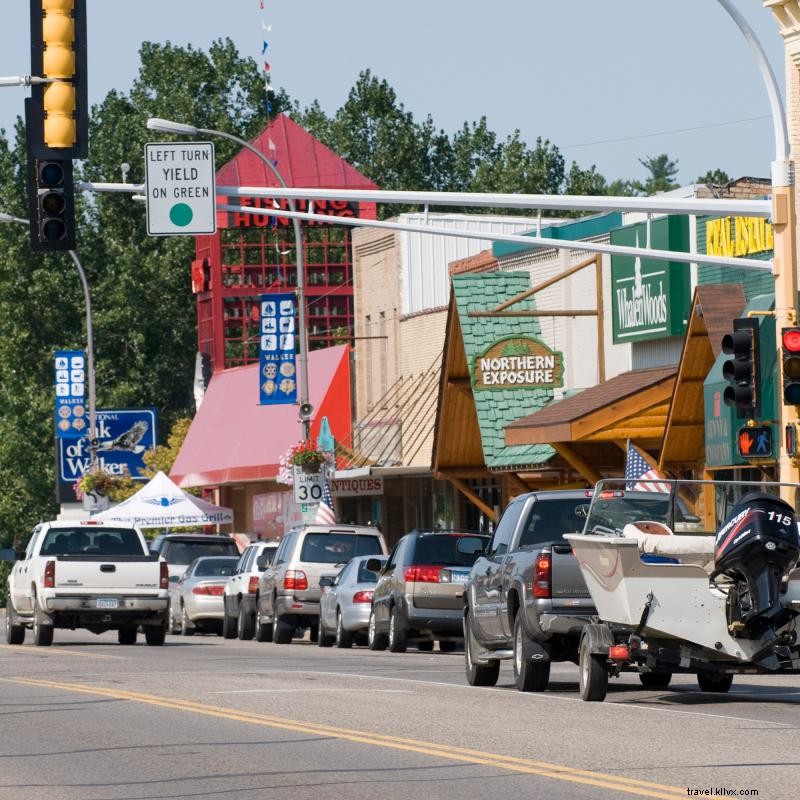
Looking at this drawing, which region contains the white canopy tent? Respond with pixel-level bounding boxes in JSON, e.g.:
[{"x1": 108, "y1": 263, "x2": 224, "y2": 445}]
[{"x1": 93, "y1": 471, "x2": 233, "y2": 529}]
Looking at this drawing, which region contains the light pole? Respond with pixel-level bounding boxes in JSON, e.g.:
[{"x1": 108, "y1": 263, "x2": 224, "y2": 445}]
[
  {"x1": 0, "y1": 212, "x2": 98, "y2": 470},
  {"x1": 718, "y1": 1, "x2": 798, "y2": 493},
  {"x1": 146, "y1": 117, "x2": 312, "y2": 440}
]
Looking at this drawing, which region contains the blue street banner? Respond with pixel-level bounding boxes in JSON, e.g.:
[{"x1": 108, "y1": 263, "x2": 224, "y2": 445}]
[
  {"x1": 54, "y1": 350, "x2": 86, "y2": 439},
  {"x1": 57, "y1": 408, "x2": 158, "y2": 502},
  {"x1": 259, "y1": 292, "x2": 298, "y2": 405}
]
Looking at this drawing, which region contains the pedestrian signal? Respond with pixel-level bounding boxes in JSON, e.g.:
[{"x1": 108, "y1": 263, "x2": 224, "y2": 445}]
[{"x1": 737, "y1": 425, "x2": 772, "y2": 459}]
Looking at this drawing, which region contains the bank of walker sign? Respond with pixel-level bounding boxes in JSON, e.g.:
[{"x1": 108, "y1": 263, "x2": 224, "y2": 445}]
[
  {"x1": 472, "y1": 337, "x2": 564, "y2": 390},
  {"x1": 610, "y1": 216, "x2": 691, "y2": 344}
]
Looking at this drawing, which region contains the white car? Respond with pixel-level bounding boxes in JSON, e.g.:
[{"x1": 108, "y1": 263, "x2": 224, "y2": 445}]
[{"x1": 221, "y1": 540, "x2": 279, "y2": 640}]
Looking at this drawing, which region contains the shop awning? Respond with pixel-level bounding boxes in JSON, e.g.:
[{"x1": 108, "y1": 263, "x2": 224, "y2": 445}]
[{"x1": 170, "y1": 345, "x2": 351, "y2": 488}]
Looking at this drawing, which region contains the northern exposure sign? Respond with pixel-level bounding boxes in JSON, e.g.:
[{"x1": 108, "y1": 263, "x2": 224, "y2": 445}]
[{"x1": 472, "y1": 336, "x2": 564, "y2": 390}]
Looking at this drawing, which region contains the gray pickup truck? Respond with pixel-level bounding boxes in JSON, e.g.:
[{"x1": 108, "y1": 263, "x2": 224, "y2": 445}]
[{"x1": 463, "y1": 490, "x2": 595, "y2": 691}]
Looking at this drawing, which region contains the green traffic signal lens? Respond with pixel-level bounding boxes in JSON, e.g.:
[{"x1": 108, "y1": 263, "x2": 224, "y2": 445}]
[
  {"x1": 785, "y1": 384, "x2": 800, "y2": 405},
  {"x1": 41, "y1": 218, "x2": 67, "y2": 242}
]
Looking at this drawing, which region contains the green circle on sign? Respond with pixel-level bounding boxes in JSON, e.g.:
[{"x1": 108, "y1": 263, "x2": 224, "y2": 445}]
[{"x1": 170, "y1": 203, "x2": 194, "y2": 227}]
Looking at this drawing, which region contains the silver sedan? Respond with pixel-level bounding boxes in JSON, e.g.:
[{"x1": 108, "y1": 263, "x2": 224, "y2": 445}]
[
  {"x1": 318, "y1": 555, "x2": 387, "y2": 648},
  {"x1": 172, "y1": 556, "x2": 239, "y2": 636}
]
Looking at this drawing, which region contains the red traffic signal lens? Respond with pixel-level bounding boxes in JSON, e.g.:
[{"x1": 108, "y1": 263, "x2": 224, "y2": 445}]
[{"x1": 783, "y1": 328, "x2": 800, "y2": 353}]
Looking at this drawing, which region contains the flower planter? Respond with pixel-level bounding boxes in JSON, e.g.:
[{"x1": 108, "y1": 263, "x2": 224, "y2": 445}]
[{"x1": 301, "y1": 460, "x2": 323, "y2": 474}]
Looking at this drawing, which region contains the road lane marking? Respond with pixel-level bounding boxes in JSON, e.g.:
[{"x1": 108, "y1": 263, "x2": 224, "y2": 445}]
[
  {"x1": 2, "y1": 677, "x2": 686, "y2": 800},
  {"x1": 0, "y1": 645, "x2": 121, "y2": 660},
  {"x1": 209, "y1": 688, "x2": 411, "y2": 694}
]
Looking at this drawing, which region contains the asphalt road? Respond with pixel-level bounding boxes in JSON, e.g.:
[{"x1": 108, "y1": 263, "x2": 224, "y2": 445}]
[{"x1": 1, "y1": 621, "x2": 798, "y2": 800}]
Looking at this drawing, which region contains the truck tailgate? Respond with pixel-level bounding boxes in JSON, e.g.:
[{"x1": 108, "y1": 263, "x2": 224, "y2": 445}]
[
  {"x1": 550, "y1": 544, "x2": 593, "y2": 607},
  {"x1": 52, "y1": 555, "x2": 162, "y2": 593}
]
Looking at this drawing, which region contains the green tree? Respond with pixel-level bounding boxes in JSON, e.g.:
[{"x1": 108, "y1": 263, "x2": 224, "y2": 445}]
[
  {"x1": 638, "y1": 153, "x2": 680, "y2": 194},
  {"x1": 697, "y1": 168, "x2": 730, "y2": 186}
]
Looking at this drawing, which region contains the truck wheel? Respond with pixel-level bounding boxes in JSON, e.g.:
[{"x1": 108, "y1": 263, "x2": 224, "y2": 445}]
[
  {"x1": 464, "y1": 610, "x2": 499, "y2": 687},
  {"x1": 237, "y1": 605, "x2": 255, "y2": 640},
  {"x1": 438, "y1": 640, "x2": 457, "y2": 653},
  {"x1": 388, "y1": 607, "x2": 408, "y2": 653},
  {"x1": 418, "y1": 640, "x2": 434, "y2": 652},
  {"x1": 367, "y1": 610, "x2": 388, "y2": 651},
  {"x1": 272, "y1": 614, "x2": 293, "y2": 644},
  {"x1": 118, "y1": 626, "x2": 138, "y2": 645},
  {"x1": 4, "y1": 603, "x2": 25, "y2": 645},
  {"x1": 697, "y1": 673, "x2": 733, "y2": 693},
  {"x1": 255, "y1": 611, "x2": 273, "y2": 643},
  {"x1": 145, "y1": 626, "x2": 166, "y2": 646},
  {"x1": 180, "y1": 606, "x2": 195, "y2": 637},
  {"x1": 513, "y1": 615, "x2": 550, "y2": 692},
  {"x1": 32, "y1": 597, "x2": 53, "y2": 647},
  {"x1": 578, "y1": 635, "x2": 608, "y2": 701},
  {"x1": 335, "y1": 610, "x2": 353, "y2": 649},
  {"x1": 221, "y1": 600, "x2": 237, "y2": 639},
  {"x1": 639, "y1": 672, "x2": 672, "y2": 689}
]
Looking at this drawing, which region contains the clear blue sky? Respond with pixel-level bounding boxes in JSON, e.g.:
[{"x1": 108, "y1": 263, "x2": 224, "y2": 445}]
[{"x1": 0, "y1": 1, "x2": 787, "y2": 186}]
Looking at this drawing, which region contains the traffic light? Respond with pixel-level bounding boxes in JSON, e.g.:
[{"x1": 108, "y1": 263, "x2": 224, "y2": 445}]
[
  {"x1": 721, "y1": 317, "x2": 760, "y2": 418},
  {"x1": 26, "y1": 153, "x2": 75, "y2": 251},
  {"x1": 781, "y1": 328, "x2": 800, "y2": 405},
  {"x1": 28, "y1": 0, "x2": 88, "y2": 158}
]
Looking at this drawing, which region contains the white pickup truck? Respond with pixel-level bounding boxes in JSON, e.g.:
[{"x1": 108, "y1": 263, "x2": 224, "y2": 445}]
[{"x1": 2, "y1": 519, "x2": 169, "y2": 647}]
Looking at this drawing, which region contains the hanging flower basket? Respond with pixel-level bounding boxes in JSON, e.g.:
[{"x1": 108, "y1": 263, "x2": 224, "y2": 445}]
[
  {"x1": 301, "y1": 459, "x2": 323, "y2": 475},
  {"x1": 290, "y1": 441, "x2": 327, "y2": 474}
]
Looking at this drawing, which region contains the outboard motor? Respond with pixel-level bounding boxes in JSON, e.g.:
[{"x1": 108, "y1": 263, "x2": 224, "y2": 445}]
[{"x1": 714, "y1": 492, "x2": 800, "y2": 639}]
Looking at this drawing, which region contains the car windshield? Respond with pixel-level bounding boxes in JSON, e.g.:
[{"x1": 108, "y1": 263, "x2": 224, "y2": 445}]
[
  {"x1": 412, "y1": 534, "x2": 487, "y2": 567},
  {"x1": 39, "y1": 527, "x2": 145, "y2": 556},
  {"x1": 163, "y1": 540, "x2": 238, "y2": 565},
  {"x1": 300, "y1": 533, "x2": 383, "y2": 564},
  {"x1": 193, "y1": 557, "x2": 239, "y2": 577},
  {"x1": 357, "y1": 557, "x2": 386, "y2": 583},
  {"x1": 518, "y1": 499, "x2": 590, "y2": 547}
]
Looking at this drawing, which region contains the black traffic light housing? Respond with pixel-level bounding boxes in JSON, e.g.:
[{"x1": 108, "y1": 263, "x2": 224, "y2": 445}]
[
  {"x1": 26, "y1": 138, "x2": 75, "y2": 251},
  {"x1": 781, "y1": 328, "x2": 800, "y2": 406},
  {"x1": 721, "y1": 317, "x2": 760, "y2": 419}
]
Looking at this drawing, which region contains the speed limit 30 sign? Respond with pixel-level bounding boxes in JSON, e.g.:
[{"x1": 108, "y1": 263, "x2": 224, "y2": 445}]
[{"x1": 293, "y1": 466, "x2": 324, "y2": 505}]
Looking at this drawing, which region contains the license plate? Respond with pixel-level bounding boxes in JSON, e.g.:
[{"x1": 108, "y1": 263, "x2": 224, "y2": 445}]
[
  {"x1": 447, "y1": 571, "x2": 470, "y2": 583},
  {"x1": 96, "y1": 598, "x2": 119, "y2": 609}
]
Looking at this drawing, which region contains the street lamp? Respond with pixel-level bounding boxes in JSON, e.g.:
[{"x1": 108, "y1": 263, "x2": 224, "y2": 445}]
[
  {"x1": 0, "y1": 212, "x2": 98, "y2": 470},
  {"x1": 146, "y1": 117, "x2": 313, "y2": 439}
]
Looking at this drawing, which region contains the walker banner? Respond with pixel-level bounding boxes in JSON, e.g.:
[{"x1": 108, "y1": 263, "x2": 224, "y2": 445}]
[
  {"x1": 259, "y1": 292, "x2": 298, "y2": 405},
  {"x1": 54, "y1": 350, "x2": 86, "y2": 439}
]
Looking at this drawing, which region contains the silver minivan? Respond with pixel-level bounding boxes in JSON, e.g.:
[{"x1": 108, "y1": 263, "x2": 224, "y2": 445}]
[{"x1": 256, "y1": 525, "x2": 387, "y2": 644}]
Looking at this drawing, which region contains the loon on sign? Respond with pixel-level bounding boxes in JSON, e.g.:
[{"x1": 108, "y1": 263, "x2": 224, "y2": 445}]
[{"x1": 472, "y1": 336, "x2": 564, "y2": 390}]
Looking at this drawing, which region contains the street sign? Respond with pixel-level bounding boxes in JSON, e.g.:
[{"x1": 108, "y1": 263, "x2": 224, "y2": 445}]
[
  {"x1": 293, "y1": 465, "x2": 323, "y2": 505},
  {"x1": 145, "y1": 141, "x2": 216, "y2": 235},
  {"x1": 259, "y1": 293, "x2": 298, "y2": 405},
  {"x1": 738, "y1": 425, "x2": 773, "y2": 458},
  {"x1": 54, "y1": 350, "x2": 86, "y2": 439}
]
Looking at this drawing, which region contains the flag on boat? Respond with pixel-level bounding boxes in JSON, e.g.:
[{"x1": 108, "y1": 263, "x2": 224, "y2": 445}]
[
  {"x1": 314, "y1": 478, "x2": 336, "y2": 525},
  {"x1": 624, "y1": 442, "x2": 671, "y2": 493}
]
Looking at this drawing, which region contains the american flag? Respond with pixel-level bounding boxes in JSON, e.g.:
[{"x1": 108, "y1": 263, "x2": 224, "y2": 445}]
[
  {"x1": 625, "y1": 442, "x2": 671, "y2": 494},
  {"x1": 314, "y1": 479, "x2": 336, "y2": 525}
]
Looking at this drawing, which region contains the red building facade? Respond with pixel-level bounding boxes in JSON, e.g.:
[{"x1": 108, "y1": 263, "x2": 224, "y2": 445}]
[{"x1": 192, "y1": 114, "x2": 378, "y2": 370}]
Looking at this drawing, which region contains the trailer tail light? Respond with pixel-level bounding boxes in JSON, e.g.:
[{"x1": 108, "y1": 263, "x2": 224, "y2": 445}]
[
  {"x1": 532, "y1": 553, "x2": 551, "y2": 598},
  {"x1": 352, "y1": 590, "x2": 374, "y2": 604},
  {"x1": 404, "y1": 565, "x2": 442, "y2": 583},
  {"x1": 284, "y1": 570, "x2": 308, "y2": 591},
  {"x1": 192, "y1": 584, "x2": 225, "y2": 596},
  {"x1": 609, "y1": 644, "x2": 630, "y2": 661},
  {"x1": 248, "y1": 576, "x2": 259, "y2": 594},
  {"x1": 43, "y1": 560, "x2": 56, "y2": 588},
  {"x1": 159, "y1": 561, "x2": 169, "y2": 590}
]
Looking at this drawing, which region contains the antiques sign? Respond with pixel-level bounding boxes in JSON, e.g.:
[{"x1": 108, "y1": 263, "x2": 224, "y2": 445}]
[{"x1": 472, "y1": 337, "x2": 564, "y2": 390}]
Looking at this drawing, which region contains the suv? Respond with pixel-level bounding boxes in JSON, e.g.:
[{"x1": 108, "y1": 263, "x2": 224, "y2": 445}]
[
  {"x1": 366, "y1": 531, "x2": 489, "y2": 653},
  {"x1": 256, "y1": 525, "x2": 387, "y2": 644},
  {"x1": 221, "y1": 540, "x2": 279, "y2": 640},
  {"x1": 150, "y1": 533, "x2": 240, "y2": 581},
  {"x1": 464, "y1": 490, "x2": 594, "y2": 692}
]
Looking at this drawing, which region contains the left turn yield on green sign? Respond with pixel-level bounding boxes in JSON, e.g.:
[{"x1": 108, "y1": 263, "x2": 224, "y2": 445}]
[{"x1": 145, "y1": 142, "x2": 216, "y2": 235}]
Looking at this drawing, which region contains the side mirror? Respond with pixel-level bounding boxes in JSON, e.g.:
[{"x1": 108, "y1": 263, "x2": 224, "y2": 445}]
[
  {"x1": 169, "y1": 575, "x2": 180, "y2": 584},
  {"x1": 456, "y1": 537, "x2": 486, "y2": 556},
  {"x1": 319, "y1": 576, "x2": 333, "y2": 588},
  {"x1": 365, "y1": 557, "x2": 383, "y2": 573},
  {"x1": 0, "y1": 548, "x2": 17, "y2": 563}
]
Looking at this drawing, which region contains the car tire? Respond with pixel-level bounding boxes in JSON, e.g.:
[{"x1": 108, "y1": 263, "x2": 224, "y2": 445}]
[
  {"x1": 639, "y1": 672, "x2": 672, "y2": 689},
  {"x1": 118, "y1": 626, "x2": 138, "y2": 645},
  {"x1": 32, "y1": 595, "x2": 53, "y2": 647},
  {"x1": 417, "y1": 640, "x2": 434, "y2": 652},
  {"x1": 513, "y1": 615, "x2": 550, "y2": 692},
  {"x1": 168, "y1": 602, "x2": 180, "y2": 635},
  {"x1": 237, "y1": 605, "x2": 255, "y2": 641},
  {"x1": 367, "y1": 610, "x2": 388, "y2": 651},
  {"x1": 464, "y1": 609, "x2": 499, "y2": 687},
  {"x1": 335, "y1": 610, "x2": 353, "y2": 649},
  {"x1": 180, "y1": 606, "x2": 195, "y2": 637},
  {"x1": 438, "y1": 640, "x2": 457, "y2": 653},
  {"x1": 254, "y1": 610, "x2": 273, "y2": 643},
  {"x1": 309, "y1": 622, "x2": 319, "y2": 643},
  {"x1": 697, "y1": 673, "x2": 733, "y2": 693},
  {"x1": 388, "y1": 607, "x2": 408, "y2": 653},
  {"x1": 317, "y1": 619, "x2": 335, "y2": 647},
  {"x1": 272, "y1": 614, "x2": 293, "y2": 644},
  {"x1": 145, "y1": 626, "x2": 166, "y2": 646},
  {"x1": 578, "y1": 635, "x2": 608, "y2": 702},
  {"x1": 4, "y1": 601, "x2": 25, "y2": 645},
  {"x1": 221, "y1": 600, "x2": 237, "y2": 639}
]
